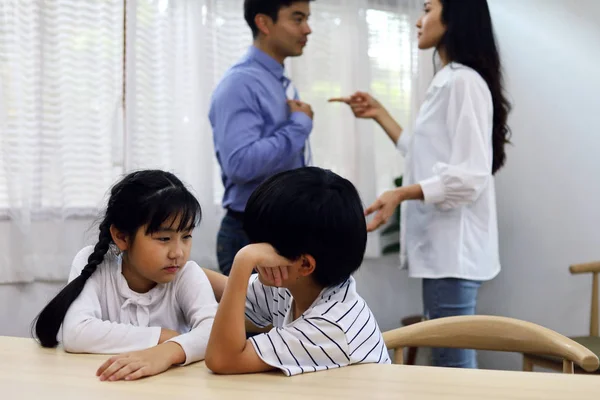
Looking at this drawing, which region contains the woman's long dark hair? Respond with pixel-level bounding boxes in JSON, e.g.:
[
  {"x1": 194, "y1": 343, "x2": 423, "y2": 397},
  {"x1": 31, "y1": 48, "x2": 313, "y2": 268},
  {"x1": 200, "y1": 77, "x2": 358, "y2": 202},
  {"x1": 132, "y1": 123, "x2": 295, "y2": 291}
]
[
  {"x1": 32, "y1": 170, "x2": 201, "y2": 348},
  {"x1": 439, "y1": 0, "x2": 511, "y2": 174}
]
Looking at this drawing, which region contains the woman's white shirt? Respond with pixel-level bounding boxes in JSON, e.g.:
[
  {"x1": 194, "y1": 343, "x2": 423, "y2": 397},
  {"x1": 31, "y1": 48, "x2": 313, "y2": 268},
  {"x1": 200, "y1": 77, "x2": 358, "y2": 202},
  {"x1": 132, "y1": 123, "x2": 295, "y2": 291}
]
[
  {"x1": 62, "y1": 246, "x2": 217, "y2": 364},
  {"x1": 397, "y1": 62, "x2": 500, "y2": 281}
]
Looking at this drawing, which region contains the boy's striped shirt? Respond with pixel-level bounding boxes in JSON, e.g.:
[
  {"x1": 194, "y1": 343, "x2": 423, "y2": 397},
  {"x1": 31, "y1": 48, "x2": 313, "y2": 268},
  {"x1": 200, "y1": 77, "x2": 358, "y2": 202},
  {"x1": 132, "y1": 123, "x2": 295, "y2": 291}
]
[{"x1": 245, "y1": 274, "x2": 390, "y2": 376}]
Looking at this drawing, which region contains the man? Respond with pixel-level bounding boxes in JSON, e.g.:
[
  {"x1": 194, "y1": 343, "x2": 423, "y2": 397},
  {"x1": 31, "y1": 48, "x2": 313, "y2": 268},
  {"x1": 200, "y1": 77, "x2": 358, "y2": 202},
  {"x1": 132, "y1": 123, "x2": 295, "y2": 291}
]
[{"x1": 209, "y1": 0, "x2": 314, "y2": 275}]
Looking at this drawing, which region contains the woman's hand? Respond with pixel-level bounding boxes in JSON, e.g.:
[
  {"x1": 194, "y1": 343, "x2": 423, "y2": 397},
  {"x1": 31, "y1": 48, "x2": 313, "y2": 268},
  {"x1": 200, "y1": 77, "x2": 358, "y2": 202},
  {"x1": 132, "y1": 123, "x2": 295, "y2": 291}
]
[
  {"x1": 329, "y1": 91, "x2": 387, "y2": 120},
  {"x1": 365, "y1": 189, "x2": 406, "y2": 232},
  {"x1": 330, "y1": 92, "x2": 403, "y2": 144},
  {"x1": 96, "y1": 342, "x2": 185, "y2": 381},
  {"x1": 365, "y1": 185, "x2": 424, "y2": 232}
]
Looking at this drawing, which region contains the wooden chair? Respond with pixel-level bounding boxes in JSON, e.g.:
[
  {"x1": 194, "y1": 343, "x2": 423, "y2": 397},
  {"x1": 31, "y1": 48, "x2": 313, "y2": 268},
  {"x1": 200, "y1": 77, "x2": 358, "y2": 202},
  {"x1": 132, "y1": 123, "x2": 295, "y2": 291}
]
[
  {"x1": 383, "y1": 315, "x2": 599, "y2": 373},
  {"x1": 523, "y1": 261, "x2": 600, "y2": 373},
  {"x1": 400, "y1": 314, "x2": 425, "y2": 365}
]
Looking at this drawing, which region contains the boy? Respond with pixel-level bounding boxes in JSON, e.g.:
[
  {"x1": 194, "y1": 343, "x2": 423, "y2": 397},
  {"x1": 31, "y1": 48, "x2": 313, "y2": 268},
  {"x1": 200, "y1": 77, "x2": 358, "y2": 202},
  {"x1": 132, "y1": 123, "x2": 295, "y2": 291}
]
[{"x1": 205, "y1": 167, "x2": 390, "y2": 376}]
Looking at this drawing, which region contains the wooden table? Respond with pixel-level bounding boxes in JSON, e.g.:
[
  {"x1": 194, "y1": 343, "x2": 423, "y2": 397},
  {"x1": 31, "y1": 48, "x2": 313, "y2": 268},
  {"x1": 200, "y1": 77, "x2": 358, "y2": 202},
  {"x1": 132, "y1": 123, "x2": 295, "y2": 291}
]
[{"x1": 1, "y1": 336, "x2": 598, "y2": 399}]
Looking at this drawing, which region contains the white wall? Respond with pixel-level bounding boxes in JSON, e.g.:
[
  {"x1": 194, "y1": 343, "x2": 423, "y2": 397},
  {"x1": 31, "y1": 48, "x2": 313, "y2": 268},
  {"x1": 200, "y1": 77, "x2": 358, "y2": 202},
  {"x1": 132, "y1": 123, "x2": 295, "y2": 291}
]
[
  {"x1": 0, "y1": 281, "x2": 64, "y2": 337},
  {"x1": 478, "y1": 0, "x2": 600, "y2": 370}
]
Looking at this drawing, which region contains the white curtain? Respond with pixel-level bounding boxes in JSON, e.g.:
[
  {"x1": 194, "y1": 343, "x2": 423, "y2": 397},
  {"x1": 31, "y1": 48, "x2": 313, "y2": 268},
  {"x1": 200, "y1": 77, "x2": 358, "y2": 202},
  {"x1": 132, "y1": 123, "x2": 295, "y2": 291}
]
[
  {"x1": 126, "y1": 0, "x2": 421, "y2": 263},
  {"x1": 288, "y1": 0, "x2": 421, "y2": 256},
  {"x1": 0, "y1": 0, "x2": 422, "y2": 282},
  {"x1": 123, "y1": 0, "x2": 260, "y2": 268},
  {"x1": 123, "y1": 0, "x2": 220, "y2": 268},
  {"x1": 0, "y1": 0, "x2": 124, "y2": 283}
]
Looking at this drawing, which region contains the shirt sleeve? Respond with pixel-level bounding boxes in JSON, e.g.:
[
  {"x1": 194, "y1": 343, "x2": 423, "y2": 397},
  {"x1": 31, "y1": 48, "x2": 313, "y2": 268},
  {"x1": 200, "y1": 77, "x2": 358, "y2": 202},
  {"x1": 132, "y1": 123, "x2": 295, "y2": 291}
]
[
  {"x1": 211, "y1": 75, "x2": 312, "y2": 185},
  {"x1": 166, "y1": 263, "x2": 218, "y2": 365},
  {"x1": 248, "y1": 316, "x2": 350, "y2": 376},
  {"x1": 244, "y1": 274, "x2": 274, "y2": 328},
  {"x1": 62, "y1": 272, "x2": 161, "y2": 354},
  {"x1": 395, "y1": 130, "x2": 412, "y2": 157},
  {"x1": 420, "y1": 71, "x2": 493, "y2": 210}
]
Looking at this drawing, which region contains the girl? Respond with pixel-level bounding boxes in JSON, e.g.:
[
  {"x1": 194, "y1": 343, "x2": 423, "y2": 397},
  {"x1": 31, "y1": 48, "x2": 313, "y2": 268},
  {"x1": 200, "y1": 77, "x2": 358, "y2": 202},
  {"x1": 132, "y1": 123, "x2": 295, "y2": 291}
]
[
  {"x1": 330, "y1": 0, "x2": 511, "y2": 368},
  {"x1": 33, "y1": 170, "x2": 218, "y2": 381}
]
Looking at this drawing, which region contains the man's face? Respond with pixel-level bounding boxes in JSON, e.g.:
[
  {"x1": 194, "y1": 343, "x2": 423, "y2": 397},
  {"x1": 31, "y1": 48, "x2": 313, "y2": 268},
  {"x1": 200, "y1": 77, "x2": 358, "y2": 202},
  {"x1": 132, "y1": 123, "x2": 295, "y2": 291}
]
[{"x1": 267, "y1": 2, "x2": 312, "y2": 58}]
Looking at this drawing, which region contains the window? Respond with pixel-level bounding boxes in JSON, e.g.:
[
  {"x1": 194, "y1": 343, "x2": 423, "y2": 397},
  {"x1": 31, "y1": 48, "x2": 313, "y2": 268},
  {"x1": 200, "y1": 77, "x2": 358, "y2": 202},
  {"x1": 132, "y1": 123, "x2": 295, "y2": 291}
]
[
  {"x1": 289, "y1": 1, "x2": 417, "y2": 196},
  {"x1": 0, "y1": 0, "x2": 420, "y2": 282},
  {"x1": 0, "y1": 0, "x2": 124, "y2": 216},
  {"x1": 367, "y1": 7, "x2": 416, "y2": 194},
  {"x1": 0, "y1": 0, "x2": 418, "y2": 216}
]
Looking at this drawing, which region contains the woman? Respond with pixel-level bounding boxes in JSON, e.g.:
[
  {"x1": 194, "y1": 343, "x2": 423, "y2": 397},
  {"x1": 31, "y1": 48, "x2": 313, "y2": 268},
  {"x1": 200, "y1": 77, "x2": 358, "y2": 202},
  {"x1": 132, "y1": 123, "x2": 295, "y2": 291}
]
[{"x1": 330, "y1": 0, "x2": 510, "y2": 368}]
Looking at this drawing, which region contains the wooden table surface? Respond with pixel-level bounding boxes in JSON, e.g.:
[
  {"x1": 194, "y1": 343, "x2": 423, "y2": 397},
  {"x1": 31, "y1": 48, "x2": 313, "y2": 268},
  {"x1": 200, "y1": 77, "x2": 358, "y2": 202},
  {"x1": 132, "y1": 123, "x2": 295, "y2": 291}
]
[{"x1": 1, "y1": 336, "x2": 598, "y2": 399}]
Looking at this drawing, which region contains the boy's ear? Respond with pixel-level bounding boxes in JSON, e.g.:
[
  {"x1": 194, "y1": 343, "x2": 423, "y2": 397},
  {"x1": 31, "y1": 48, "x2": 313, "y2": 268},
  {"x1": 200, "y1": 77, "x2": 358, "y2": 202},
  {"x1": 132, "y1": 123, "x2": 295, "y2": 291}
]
[
  {"x1": 109, "y1": 224, "x2": 130, "y2": 252},
  {"x1": 298, "y1": 254, "x2": 316, "y2": 277}
]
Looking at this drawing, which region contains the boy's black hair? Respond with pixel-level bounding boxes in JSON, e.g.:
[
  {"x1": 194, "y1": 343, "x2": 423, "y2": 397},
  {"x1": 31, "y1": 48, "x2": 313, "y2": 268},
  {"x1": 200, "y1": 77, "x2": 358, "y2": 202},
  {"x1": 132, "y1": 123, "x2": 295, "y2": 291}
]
[
  {"x1": 32, "y1": 170, "x2": 201, "y2": 348},
  {"x1": 244, "y1": 0, "x2": 314, "y2": 38},
  {"x1": 244, "y1": 167, "x2": 367, "y2": 287}
]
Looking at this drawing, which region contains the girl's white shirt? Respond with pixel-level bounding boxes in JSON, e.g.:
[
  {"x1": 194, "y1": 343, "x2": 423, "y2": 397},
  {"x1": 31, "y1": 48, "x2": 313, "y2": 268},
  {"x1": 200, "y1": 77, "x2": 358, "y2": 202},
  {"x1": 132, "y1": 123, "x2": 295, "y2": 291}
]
[{"x1": 62, "y1": 246, "x2": 217, "y2": 364}]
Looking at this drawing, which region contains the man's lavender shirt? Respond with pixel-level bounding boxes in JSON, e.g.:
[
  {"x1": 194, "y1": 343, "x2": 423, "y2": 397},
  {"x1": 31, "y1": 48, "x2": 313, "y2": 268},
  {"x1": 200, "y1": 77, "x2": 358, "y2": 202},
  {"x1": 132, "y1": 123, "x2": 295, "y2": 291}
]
[{"x1": 209, "y1": 46, "x2": 312, "y2": 212}]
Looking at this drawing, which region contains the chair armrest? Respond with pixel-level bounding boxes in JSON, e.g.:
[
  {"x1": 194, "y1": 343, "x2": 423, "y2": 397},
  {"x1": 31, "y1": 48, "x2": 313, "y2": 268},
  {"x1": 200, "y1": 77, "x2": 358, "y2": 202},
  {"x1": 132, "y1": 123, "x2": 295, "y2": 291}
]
[{"x1": 570, "y1": 262, "x2": 600, "y2": 274}]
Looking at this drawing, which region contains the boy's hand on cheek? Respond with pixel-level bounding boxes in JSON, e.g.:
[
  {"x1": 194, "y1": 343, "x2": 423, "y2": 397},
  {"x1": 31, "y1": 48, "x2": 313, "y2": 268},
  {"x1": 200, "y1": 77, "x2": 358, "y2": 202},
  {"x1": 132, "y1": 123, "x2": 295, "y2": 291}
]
[
  {"x1": 256, "y1": 265, "x2": 290, "y2": 287},
  {"x1": 235, "y1": 243, "x2": 293, "y2": 286}
]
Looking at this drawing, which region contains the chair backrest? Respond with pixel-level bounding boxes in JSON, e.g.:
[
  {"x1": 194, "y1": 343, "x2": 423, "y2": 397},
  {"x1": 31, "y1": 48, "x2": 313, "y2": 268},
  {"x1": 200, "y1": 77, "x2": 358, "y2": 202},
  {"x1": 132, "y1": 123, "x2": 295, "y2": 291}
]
[
  {"x1": 383, "y1": 315, "x2": 599, "y2": 373},
  {"x1": 569, "y1": 261, "x2": 600, "y2": 337}
]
